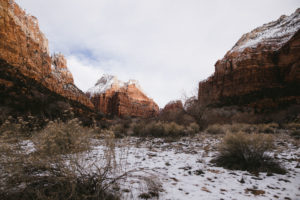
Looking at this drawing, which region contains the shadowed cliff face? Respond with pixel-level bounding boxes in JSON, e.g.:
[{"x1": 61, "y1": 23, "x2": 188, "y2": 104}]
[
  {"x1": 0, "y1": 0, "x2": 94, "y2": 119},
  {"x1": 198, "y1": 9, "x2": 300, "y2": 111},
  {"x1": 87, "y1": 75, "x2": 159, "y2": 117}
]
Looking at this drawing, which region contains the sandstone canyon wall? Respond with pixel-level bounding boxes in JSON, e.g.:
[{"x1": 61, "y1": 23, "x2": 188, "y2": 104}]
[
  {"x1": 87, "y1": 75, "x2": 159, "y2": 117},
  {"x1": 198, "y1": 9, "x2": 300, "y2": 111},
  {"x1": 0, "y1": 0, "x2": 94, "y2": 118}
]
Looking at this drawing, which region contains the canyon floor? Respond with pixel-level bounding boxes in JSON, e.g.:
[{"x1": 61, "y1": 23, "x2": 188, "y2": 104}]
[{"x1": 20, "y1": 133, "x2": 300, "y2": 200}]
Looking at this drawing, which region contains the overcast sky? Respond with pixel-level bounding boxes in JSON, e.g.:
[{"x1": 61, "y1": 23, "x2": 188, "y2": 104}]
[{"x1": 16, "y1": 0, "x2": 299, "y2": 107}]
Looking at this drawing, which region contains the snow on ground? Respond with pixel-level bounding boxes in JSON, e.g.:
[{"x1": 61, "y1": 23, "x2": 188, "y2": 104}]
[
  {"x1": 80, "y1": 134, "x2": 300, "y2": 200},
  {"x1": 15, "y1": 133, "x2": 300, "y2": 199}
]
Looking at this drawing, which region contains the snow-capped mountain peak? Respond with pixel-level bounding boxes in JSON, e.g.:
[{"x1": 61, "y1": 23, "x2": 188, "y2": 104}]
[
  {"x1": 87, "y1": 74, "x2": 143, "y2": 95},
  {"x1": 230, "y1": 8, "x2": 300, "y2": 53}
]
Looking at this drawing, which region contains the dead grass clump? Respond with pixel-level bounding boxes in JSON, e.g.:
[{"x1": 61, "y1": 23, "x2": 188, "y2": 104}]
[
  {"x1": 186, "y1": 122, "x2": 200, "y2": 134},
  {"x1": 205, "y1": 124, "x2": 226, "y2": 134},
  {"x1": 290, "y1": 130, "x2": 300, "y2": 139},
  {"x1": 256, "y1": 123, "x2": 279, "y2": 134},
  {"x1": 33, "y1": 118, "x2": 91, "y2": 155},
  {"x1": 228, "y1": 123, "x2": 253, "y2": 133},
  {"x1": 110, "y1": 124, "x2": 126, "y2": 138},
  {"x1": 205, "y1": 123, "x2": 280, "y2": 135},
  {"x1": 144, "y1": 121, "x2": 166, "y2": 137},
  {"x1": 213, "y1": 132, "x2": 286, "y2": 174},
  {"x1": 0, "y1": 119, "x2": 121, "y2": 200},
  {"x1": 163, "y1": 122, "x2": 185, "y2": 137},
  {"x1": 132, "y1": 121, "x2": 185, "y2": 137},
  {"x1": 282, "y1": 122, "x2": 300, "y2": 130},
  {"x1": 0, "y1": 155, "x2": 120, "y2": 200},
  {"x1": 0, "y1": 120, "x2": 22, "y2": 142},
  {"x1": 0, "y1": 116, "x2": 46, "y2": 140}
]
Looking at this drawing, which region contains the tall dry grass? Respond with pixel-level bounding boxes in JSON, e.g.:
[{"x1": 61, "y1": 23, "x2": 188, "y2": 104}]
[{"x1": 0, "y1": 118, "x2": 121, "y2": 200}]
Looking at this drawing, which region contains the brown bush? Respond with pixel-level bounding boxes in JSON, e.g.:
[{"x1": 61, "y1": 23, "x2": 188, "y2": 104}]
[
  {"x1": 205, "y1": 123, "x2": 280, "y2": 135},
  {"x1": 213, "y1": 132, "x2": 285, "y2": 174},
  {"x1": 0, "y1": 152, "x2": 120, "y2": 200},
  {"x1": 205, "y1": 124, "x2": 227, "y2": 134},
  {"x1": 0, "y1": 119, "x2": 22, "y2": 139},
  {"x1": 256, "y1": 123, "x2": 279, "y2": 134},
  {"x1": 110, "y1": 124, "x2": 126, "y2": 138},
  {"x1": 0, "y1": 118, "x2": 120, "y2": 200},
  {"x1": 283, "y1": 122, "x2": 300, "y2": 130},
  {"x1": 132, "y1": 121, "x2": 186, "y2": 137},
  {"x1": 290, "y1": 130, "x2": 300, "y2": 139},
  {"x1": 186, "y1": 122, "x2": 200, "y2": 135},
  {"x1": 33, "y1": 118, "x2": 91, "y2": 155}
]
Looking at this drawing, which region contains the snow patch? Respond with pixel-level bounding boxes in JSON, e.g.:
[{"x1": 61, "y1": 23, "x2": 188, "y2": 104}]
[
  {"x1": 230, "y1": 9, "x2": 300, "y2": 53},
  {"x1": 87, "y1": 74, "x2": 143, "y2": 96}
]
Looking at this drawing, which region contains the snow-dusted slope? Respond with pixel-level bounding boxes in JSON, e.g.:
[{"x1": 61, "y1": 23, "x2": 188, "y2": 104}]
[
  {"x1": 87, "y1": 74, "x2": 124, "y2": 95},
  {"x1": 87, "y1": 74, "x2": 144, "y2": 96},
  {"x1": 230, "y1": 8, "x2": 300, "y2": 53}
]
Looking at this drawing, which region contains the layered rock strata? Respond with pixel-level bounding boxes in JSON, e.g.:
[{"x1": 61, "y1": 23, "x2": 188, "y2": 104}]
[
  {"x1": 0, "y1": 0, "x2": 94, "y2": 117},
  {"x1": 87, "y1": 75, "x2": 159, "y2": 117},
  {"x1": 198, "y1": 9, "x2": 300, "y2": 111}
]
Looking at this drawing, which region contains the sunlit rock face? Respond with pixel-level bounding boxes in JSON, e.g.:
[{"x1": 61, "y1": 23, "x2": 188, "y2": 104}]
[
  {"x1": 87, "y1": 75, "x2": 159, "y2": 117},
  {"x1": 0, "y1": 0, "x2": 94, "y2": 112},
  {"x1": 198, "y1": 9, "x2": 300, "y2": 110}
]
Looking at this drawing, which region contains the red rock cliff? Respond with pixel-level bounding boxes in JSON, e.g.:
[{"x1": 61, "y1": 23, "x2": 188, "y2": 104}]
[
  {"x1": 0, "y1": 0, "x2": 93, "y2": 110},
  {"x1": 162, "y1": 100, "x2": 184, "y2": 113},
  {"x1": 87, "y1": 75, "x2": 159, "y2": 117},
  {"x1": 198, "y1": 9, "x2": 300, "y2": 110}
]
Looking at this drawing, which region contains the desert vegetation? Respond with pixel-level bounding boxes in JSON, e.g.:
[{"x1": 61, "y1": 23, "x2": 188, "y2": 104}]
[
  {"x1": 0, "y1": 113, "x2": 299, "y2": 199},
  {"x1": 0, "y1": 117, "x2": 121, "y2": 200},
  {"x1": 132, "y1": 121, "x2": 199, "y2": 137},
  {"x1": 213, "y1": 132, "x2": 286, "y2": 174}
]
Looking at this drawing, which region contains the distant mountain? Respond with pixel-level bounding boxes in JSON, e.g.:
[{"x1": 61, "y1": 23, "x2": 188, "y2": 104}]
[
  {"x1": 198, "y1": 8, "x2": 300, "y2": 112},
  {"x1": 87, "y1": 75, "x2": 159, "y2": 117},
  {"x1": 0, "y1": 0, "x2": 94, "y2": 120}
]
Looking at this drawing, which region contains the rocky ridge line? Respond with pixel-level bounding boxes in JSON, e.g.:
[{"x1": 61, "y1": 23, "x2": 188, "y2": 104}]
[
  {"x1": 0, "y1": 0, "x2": 94, "y2": 109},
  {"x1": 198, "y1": 8, "x2": 300, "y2": 111}
]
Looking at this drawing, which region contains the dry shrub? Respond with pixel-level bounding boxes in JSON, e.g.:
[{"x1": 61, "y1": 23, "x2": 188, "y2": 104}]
[
  {"x1": 186, "y1": 122, "x2": 200, "y2": 135},
  {"x1": 205, "y1": 124, "x2": 226, "y2": 134},
  {"x1": 228, "y1": 123, "x2": 252, "y2": 133},
  {"x1": 132, "y1": 121, "x2": 185, "y2": 137},
  {"x1": 0, "y1": 119, "x2": 120, "y2": 200},
  {"x1": 206, "y1": 123, "x2": 254, "y2": 135},
  {"x1": 33, "y1": 118, "x2": 91, "y2": 155},
  {"x1": 0, "y1": 116, "x2": 46, "y2": 140},
  {"x1": 283, "y1": 122, "x2": 300, "y2": 130},
  {"x1": 0, "y1": 119, "x2": 22, "y2": 140},
  {"x1": 290, "y1": 130, "x2": 300, "y2": 139},
  {"x1": 205, "y1": 123, "x2": 280, "y2": 135},
  {"x1": 110, "y1": 124, "x2": 126, "y2": 138},
  {"x1": 0, "y1": 153, "x2": 120, "y2": 200},
  {"x1": 256, "y1": 123, "x2": 279, "y2": 134},
  {"x1": 213, "y1": 132, "x2": 285, "y2": 174},
  {"x1": 163, "y1": 122, "x2": 185, "y2": 136},
  {"x1": 101, "y1": 129, "x2": 117, "y2": 170}
]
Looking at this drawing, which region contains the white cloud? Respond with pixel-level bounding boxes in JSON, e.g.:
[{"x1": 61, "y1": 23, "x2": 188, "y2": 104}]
[
  {"x1": 16, "y1": 0, "x2": 300, "y2": 107},
  {"x1": 66, "y1": 56, "x2": 103, "y2": 91}
]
